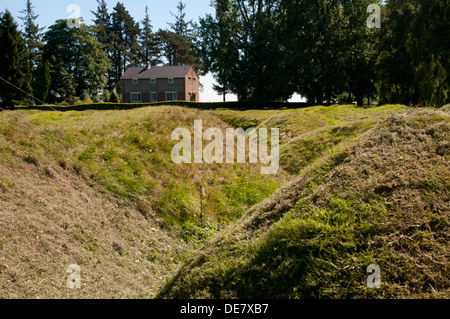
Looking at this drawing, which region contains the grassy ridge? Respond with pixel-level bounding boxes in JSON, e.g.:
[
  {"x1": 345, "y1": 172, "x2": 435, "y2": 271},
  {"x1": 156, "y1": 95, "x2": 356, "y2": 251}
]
[
  {"x1": 11, "y1": 107, "x2": 283, "y2": 230},
  {"x1": 1, "y1": 103, "x2": 447, "y2": 298},
  {"x1": 159, "y1": 108, "x2": 449, "y2": 299},
  {"x1": 0, "y1": 106, "x2": 283, "y2": 298}
]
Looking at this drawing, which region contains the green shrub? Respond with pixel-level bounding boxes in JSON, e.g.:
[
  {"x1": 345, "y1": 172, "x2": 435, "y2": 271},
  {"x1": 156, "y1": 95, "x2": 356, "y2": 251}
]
[
  {"x1": 81, "y1": 90, "x2": 92, "y2": 103},
  {"x1": 109, "y1": 91, "x2": 120, "y2": 103},
  {"x1": 102, "y1": 90, "x2": 111, "y2": 103}
]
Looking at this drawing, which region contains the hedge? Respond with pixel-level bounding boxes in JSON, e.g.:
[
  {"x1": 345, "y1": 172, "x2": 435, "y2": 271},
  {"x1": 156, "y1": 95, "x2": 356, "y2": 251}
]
[{"x1": 17, "y1": 101, "x2": 311, "y2": 112}]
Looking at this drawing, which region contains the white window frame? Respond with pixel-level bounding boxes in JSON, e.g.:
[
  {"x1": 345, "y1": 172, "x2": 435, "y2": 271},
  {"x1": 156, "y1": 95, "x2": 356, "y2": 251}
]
[
  {"x1": 150, "y1": 78, "x2": 156, "y2": 84},
  {"x1": 166, "y1": 92, "x2": 177, "y2": 101},
  {"x1": 132, "y1": 78, "x2": 139, "y2": 84},
  {"x1": 168, "y1": 78, "x2": 174, "y2": 84},
  {"x1": 188, "y1": 77, "x2": 192, "y2": 84},
  {"x1": 193, "y1": 78, "x2": 196, "y2": 84},
  {"x1": 130, "y1": 92, "x2": 142, "y2": 103},
  {"x1": 150, "y1": 92, "x2": 157, "y2": 103}
]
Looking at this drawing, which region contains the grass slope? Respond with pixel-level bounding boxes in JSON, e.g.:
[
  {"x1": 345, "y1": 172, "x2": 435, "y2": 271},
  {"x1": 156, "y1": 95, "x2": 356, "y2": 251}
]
[
  {"x1": 0, "y1": 106, "x2": 281, "y2": 298},
  {"x1": 159, "y1": 108, "x2": 449, "y2": 299},
  {"x1": 1, "y1": 104, "x2": 447, "y2": 299}
]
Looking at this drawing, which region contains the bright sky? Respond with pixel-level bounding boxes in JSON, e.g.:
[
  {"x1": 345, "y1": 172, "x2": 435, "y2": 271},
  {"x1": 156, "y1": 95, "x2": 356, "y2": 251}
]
[{"x1": 1, "y1": 0, "x2": 304, "y2": 102}]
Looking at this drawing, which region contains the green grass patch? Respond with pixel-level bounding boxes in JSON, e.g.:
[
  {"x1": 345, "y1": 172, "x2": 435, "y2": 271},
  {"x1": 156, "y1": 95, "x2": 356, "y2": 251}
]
[{"x1": 158, "y1": 108, "x2": 450, "y2": 299}]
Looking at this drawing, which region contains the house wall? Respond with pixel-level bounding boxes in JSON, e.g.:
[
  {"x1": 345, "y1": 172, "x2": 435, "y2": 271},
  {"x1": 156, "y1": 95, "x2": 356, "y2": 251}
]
[
  {"x1": 185, "y1": 69, "x2": 200, "y2": 102},
  {"x1": 122, "y1": 77, "x2": 187, "y2": 103}
]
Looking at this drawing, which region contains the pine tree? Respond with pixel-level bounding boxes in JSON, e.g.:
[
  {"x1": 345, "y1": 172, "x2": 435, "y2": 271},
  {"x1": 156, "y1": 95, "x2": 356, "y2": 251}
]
[
  {"x1": 91, "y1": 0, "x2": 110, "y2": 46},
  {"x1": 139, "y1": 5, "x2": 161, "y2": 66},
  {"x1": 168, "y1": 1, "x2": 194, "y2": 40},
  {"x1": 0, "y1": 10, "x2": 32, "y2": 109},
  {"x1": 160, "y1": 1, "x2": 198, "y2": 68},
  {"x1": 110, "y1": 2, "x2": 141, "y2": 91},
  {"x1": 19, "y1": 0, "x2": 43, "y2": 71},
  {"x1": 91, "y1": 0, "x2": 113, "y2": 89},
  {"x1": 157, "y1": 29, "x2": 186, "y2": 66},
  {"x1": 33, "y1": 59, "x2": 50, "y2": 104}
]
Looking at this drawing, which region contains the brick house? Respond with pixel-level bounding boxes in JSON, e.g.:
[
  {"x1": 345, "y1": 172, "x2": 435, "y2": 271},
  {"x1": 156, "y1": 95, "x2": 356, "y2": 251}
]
[{"x1": 120, "y1": 64, "x2": 200, "y2": 103}]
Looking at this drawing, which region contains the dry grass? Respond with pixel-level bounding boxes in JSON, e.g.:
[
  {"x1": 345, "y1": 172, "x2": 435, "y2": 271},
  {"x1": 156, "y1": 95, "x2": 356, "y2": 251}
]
[
  {"x1": 159, "y1": 108, "x2": 449, "y2": 299},
  {"x1": 0, "y1": 146, "x2": 185, "y2": 298},
  {"x1": 2, "y1": 104, "x2": 447, "y2": 299},
  {"x1": 0, "y1": 106, "x2": 282, "y2": 299}
]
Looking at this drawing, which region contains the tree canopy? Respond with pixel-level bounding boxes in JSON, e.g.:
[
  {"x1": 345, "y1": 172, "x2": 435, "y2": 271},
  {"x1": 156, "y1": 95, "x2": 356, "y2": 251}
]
[
  {"x1": 0, "y1": 10, "x2": 32, "y2": 108},
  {"x1": 1, "y1": 0, "x2": 448, "y2": 107},
  {"x1": 197, "y1": 0, "x2": 448, "y2": 106},
  {"x1": 42, "y1": 20, "x2": 111, "y2": 102}
]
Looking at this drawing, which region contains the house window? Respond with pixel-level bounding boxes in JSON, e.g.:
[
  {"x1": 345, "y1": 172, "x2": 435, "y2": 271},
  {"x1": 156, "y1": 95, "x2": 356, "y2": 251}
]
[
  {"x1": 132, "y1": 79, "x2": 139, "y2": 84},
  {"x1": 168, "y1": 78, "x2": 174, "y2": 84},
  {"x1": 166, "y1": 92, "x2": 177, "y2": 101},
  {"x1": 150, "y1": 78, "x2": 156, "y2": 84},
  {"x1": 193, "y1": 78, "x2": 196, "y2": 84},
  {"x1": 150, "y1": 92, "x2": 157, "y2": 102},
  {"x1": 188, "y1": 77, "x2": 192, "y2": 84},
  {"x1": 130, "y1": 92, "x2": 142, "y2": 103}
]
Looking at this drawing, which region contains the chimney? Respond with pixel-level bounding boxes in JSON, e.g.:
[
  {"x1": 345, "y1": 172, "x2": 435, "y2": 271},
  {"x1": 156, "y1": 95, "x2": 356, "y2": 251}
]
[{"x1": 146, "y1": 62, "x2": 151, "y2": 70}]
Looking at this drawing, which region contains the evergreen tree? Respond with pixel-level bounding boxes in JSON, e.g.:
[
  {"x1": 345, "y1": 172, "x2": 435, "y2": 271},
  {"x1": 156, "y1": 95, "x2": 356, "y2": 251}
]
[
  {"x1": 341, "y1": 0, "x2": 379, "y2": 106},
  {"x1": 91, "y1": 0, "x2": 113, "y2": 90},
  {"x1": 168, "y1": 1, "x2": 194, "y2": 40},
  {"x1": 158, "y1": 29, "x2": 191, "y2": 66},
  {"x1": 198, "y1": 0, "x2": 383, "y2": 104},
  {"x1": 110, "y1": 2, "x2": 141, "y2": 92},
  {"x1": 159, "y1": 1, "x2": 199, "y2": 68},
  {"x1": 91, "y1": 0, "x2": 110, "y2": 47},
  {"x1": 139, "y1": 5, "x2": 161, "y2": 66},
  {"x1": 19, "y1": 0, "x2": 43, "y2": 71},
  {"x1": 0, "y1": 10, "x2": 32, "y2": 109},
  {"x1": 377, "y1": 0, "x2": 449, "y2": 107},
  {"x1": 33, "y1": 59, "x2": 50, "y2": 104},
  {"x1": 43, "y1": 20, "x2": 111, "y2": 102}
]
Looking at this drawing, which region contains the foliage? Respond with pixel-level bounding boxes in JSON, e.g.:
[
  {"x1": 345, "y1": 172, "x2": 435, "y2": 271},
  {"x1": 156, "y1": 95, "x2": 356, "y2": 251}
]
[
  {"x1": 158, "y1": 2, "x2": 199, "y2": 68},
  {"x1": 110, "y1": 2, "x2": 141, "y2": 93},
  {"x1": 377, "y1": 0, "x2": 449, "y2": 107},
  {"x1": 42, "y1": 20, "x2": 111, "y2": 102},
  {"x1": 32, "y1": 59, "x2": 51, "y2": 104},
  {"x1": 197, "y1": 0, "x2": 377, "y2": 104},
  {"x1": 81, "y1": 90, "x2": 92, "y2": 103},
  {"x1": 18, "y1": 0, "x2": 44, "y2": 71},
  {"x1": 0, "y1": 10, "x2": 32, "y2": 108},
  {"x1": 109, "y1": 91, "x2": 120, "y2": 103},
  {"x1": 139, "y1": 5, "x2": 161, "y2": 66},
  {"x1": 198, "y1": 0, "x2": 448, "y2": 106}
]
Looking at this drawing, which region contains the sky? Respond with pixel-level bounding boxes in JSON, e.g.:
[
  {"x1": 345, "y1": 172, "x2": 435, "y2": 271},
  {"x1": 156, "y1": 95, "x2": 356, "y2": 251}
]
[{"x1": 0, "y1": 0, "x2": 304, "y2": 102}]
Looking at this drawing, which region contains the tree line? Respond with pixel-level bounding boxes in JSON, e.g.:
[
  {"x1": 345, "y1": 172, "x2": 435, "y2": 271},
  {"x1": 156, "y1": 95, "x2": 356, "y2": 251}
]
[
  {"x1": 0, "y1": 0, "x2": 197, "y2": 108},
  {"x1": 198, "y1": 0, "x2": 448, "y2": 106},
  {"x1": 0, "y1": 0, "x2": 448, "y2": 109}
]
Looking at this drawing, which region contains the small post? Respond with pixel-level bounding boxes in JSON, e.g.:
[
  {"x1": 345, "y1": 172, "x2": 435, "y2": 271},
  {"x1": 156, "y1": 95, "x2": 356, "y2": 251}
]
[{"x1": 199, "y1": 186, "x2": 204, "y2": 226}]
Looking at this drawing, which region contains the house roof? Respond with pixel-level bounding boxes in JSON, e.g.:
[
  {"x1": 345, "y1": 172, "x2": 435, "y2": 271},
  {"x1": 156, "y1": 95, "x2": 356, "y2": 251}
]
[{"x1": 121, "y1": 65, "x2": 195, "y2": 80}]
